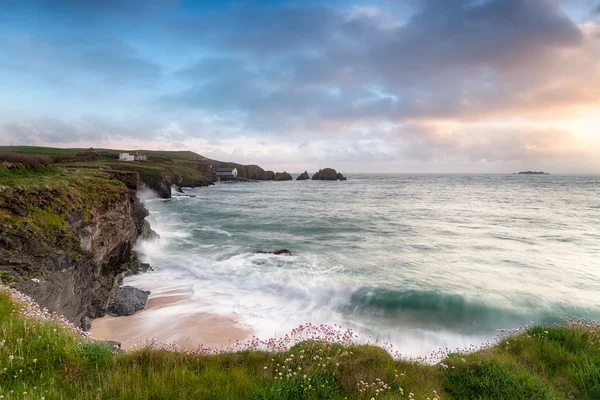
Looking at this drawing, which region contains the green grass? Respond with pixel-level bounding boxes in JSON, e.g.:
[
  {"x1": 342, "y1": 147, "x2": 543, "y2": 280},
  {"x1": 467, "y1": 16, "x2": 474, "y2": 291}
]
[
  {"x1": 2, "y1": 290, "x2": 600, "y2": 400},
  {"x1": 0, "y1": 146, "x2": 83, "y2": 156},
  {"x1": 0, "y1": 163, "x2": 60, "y2": 186},
  {"x1": 0, "y1": 146, "x2": 206, "y2": 161}
]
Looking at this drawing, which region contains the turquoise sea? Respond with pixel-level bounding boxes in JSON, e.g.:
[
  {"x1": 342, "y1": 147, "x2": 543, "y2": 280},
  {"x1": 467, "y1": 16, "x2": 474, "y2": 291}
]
[{"x1": 132, "y1": 174, "x2": 600, "y2": 356}]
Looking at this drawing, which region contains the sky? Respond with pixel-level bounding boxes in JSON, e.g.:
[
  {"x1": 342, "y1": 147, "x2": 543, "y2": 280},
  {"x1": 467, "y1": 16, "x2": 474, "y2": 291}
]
[{"x1": 1, "y1": 0, "x2": 599, "y2": 173}]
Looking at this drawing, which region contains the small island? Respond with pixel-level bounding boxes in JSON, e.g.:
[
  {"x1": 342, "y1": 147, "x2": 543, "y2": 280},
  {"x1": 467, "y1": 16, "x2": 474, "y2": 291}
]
[{"x1": 517, "y1": 171, "x2": 550, "y2": 175}]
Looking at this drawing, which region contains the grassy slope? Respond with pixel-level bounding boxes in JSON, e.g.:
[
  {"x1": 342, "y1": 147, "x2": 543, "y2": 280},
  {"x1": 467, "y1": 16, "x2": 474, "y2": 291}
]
[
  {"x1": 0, "y1": 146, "x2": 83, "y2": 156},
  {"x1": 0, "y1": 146, "x2": 206, "y2": 161},
  {"x1": 1, "y1": 290, "x2": 600, "y2": 400},
  {"x1": 0, "y1": 146, "x2": 208, "y2": 188}
]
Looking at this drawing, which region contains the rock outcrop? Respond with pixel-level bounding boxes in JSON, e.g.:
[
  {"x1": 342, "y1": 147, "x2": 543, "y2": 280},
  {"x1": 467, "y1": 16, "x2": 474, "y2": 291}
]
[
  {"x1": 312, "y1": 168, "x2": 347, "y2": 181},
  {"x1": 208, "y1": 162, "x2": 276, "y2": 181},
  {"x1": 254, "y1": 249, "x2": 292, "y2": 256},
  {"x1": 297, "y1": 171, "x2": 310, "y2": 180},
  {"x1": 517, "y1": 171, "x2": 550, "y2": 175},
  {"x1": 274, "y1": 172, "x2": 293, "y2": 181},
  {"x1": 107, "y1": 286, "x2": 149, "y2": 316},
  {"x1": 0, "y1": 168, "x2": 152, "y2": 329}
]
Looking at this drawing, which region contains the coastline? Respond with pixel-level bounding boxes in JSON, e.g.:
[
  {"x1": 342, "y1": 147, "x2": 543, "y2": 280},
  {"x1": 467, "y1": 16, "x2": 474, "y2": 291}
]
[{"x1": 91, "y1": 285, "x2": 252, "y2": 350}]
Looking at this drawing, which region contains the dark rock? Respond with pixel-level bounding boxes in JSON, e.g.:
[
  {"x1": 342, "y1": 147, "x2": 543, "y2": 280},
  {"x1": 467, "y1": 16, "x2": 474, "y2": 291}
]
[
  {"x1": 518, "y1": 171, "x2": 550, "y2": 175},
  {"x1": 108, "y1": 286, "x2": 149, "y2": 316},
  {"x1": 337, "y1": 172, "x2": 347, "y2": 181},
  {"x1": 141, "y1": 173, "x2": 172, "y2": 198},
  {"x1": 104, "y1": 340, "x2": 121, "y2": 349},
  {"x1": 312, "y1": 168, "x2": 346, "y2": 181},
  {"x1": 0, "y1": 195, "x2": 27, "y2": 216},
  {"x1": 296, "y1": 171, "x2": 310, "y2": 180},
  {"x1": 81, "y1": 316, "x2": 92, "y2": 331},
  {"x1": 103, "y1": 340, "x2": 126, "y2": 354},
  {"x1": 139, "y1": 263, "x2": 153, "y2": 273},
  {"x1": 127, "y1": 251, "x2": 154, "y2": 275},
  {"x1": 254, "y1": 249, "x2": 292, "y2": 256},
  {"x1": 109, "y1": 171, "x2": 140, "y2": 191},
  {"x1": 173, "y1": 185, "x2": 185, "y2": 194},
  {"x1": 274, "y1": 171, "x2": 293, "y2": 181},
  {"x1": 141, "y1": 220, "x2": 160, "y2": 240}
]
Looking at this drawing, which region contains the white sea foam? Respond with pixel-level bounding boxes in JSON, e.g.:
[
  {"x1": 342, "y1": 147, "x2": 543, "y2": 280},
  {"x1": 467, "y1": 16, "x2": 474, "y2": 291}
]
[{"x1": 128, "y1": 175, "x2": 600, "y2": 357}]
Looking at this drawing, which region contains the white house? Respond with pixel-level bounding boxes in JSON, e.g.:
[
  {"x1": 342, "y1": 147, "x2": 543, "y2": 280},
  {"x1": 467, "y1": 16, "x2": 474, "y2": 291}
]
[
  {"x1": 119, "y1": 153, "x2": 134, "y2": 161},
  {"x1": 214, "y1": 167, "x2": 238, "y2": 178},
  {"x1": 134, "y1": 152, "x2": 147, "y2": 161}
]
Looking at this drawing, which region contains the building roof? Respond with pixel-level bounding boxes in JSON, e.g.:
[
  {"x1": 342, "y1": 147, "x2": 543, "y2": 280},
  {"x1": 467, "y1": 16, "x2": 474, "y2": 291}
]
[{"x1": 215, "y1": 167, "x2": 236, "y2": 172}]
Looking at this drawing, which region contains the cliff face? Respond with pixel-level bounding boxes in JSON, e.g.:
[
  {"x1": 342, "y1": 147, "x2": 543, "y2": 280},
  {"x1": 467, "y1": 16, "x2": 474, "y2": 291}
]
[
  {"x1": 208, "y1": 161, "x2": 275, "y2": 181},
  {"x1": 0, "y1": 167, "x2": 149, "y2": 329}
]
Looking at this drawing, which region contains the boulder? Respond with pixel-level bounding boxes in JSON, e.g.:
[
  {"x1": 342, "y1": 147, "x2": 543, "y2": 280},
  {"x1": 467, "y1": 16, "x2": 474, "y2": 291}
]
[
  {"x1": 312, "y1": 168, "x2": 346, "y2": 181},
  {"x1": 254, "y1": 249, "x2": 292, "y2": 256},
  {"x1": 274, "y1": 172, "x2": 293, "y2": 181},
  {"x1": 108, "y1": 286, "x2": 150, "y2": 316},
  {"x1": 296, "y1": 171, "x2": 310, "y2": 180},
  {"x1": 337, "y1": 172, "x2": 347, "y2": 181}
]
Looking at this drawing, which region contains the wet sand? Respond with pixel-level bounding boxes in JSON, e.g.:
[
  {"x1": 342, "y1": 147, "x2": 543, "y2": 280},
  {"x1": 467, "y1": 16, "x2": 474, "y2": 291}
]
[{"x1": 91, "y1": 288, "x2": 251, "y2": 350}]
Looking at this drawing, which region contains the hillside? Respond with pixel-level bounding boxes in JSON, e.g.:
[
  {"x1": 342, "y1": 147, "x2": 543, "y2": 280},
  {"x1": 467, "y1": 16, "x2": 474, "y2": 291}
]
[{"x1": 0, "y1": 146, "x2": 280, "y2": 194}]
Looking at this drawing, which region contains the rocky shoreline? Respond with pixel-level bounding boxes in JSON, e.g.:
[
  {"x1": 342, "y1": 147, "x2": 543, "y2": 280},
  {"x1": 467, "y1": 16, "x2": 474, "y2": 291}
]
[
  {"x1": 0, "y1": 156, "x2": 349, "y2": 333},
  {"x1": 0, "y1": 167, "x2": 158, "y2": 330}
]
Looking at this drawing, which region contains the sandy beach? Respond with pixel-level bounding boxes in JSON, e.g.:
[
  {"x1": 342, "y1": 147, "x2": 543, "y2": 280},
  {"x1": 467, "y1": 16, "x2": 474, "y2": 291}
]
[{"x1": 91, "y1": 287, "x2": 252, "y2": 350}]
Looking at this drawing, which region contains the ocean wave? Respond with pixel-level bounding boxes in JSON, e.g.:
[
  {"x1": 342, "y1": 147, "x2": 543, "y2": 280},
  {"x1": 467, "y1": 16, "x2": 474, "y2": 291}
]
[{"x1": 342, "y1": 287, "x2": 523, "y2": 326}]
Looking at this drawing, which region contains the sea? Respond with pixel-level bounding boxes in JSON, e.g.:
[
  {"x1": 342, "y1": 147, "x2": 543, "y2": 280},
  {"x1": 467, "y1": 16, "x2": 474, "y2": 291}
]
[{"x1": 130, "y1": 174, "x2": 600, "y2": 357}]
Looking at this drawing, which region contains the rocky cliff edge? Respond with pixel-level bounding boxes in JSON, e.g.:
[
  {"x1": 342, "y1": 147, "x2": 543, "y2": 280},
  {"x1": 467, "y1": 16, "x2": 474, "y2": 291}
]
[{"x1": 0, "y1": 165, "x2": 155, "y2": 329}]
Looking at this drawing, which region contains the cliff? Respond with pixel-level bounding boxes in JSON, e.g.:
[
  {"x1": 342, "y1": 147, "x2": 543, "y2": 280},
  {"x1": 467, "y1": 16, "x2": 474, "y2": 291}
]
[
  {"x1": 0, "y1": 164, "x2": 150, "y2": 329},
  {"x1": 208, "y1": 160, "x2": 275, "y2": 181},
  {"x1": 103, "y1": 162, "x2": 211, "y2": 198}
]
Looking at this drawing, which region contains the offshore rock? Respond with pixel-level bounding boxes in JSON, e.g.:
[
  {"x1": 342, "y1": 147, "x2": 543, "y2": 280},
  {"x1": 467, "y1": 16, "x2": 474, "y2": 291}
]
[
  {"x1": 108, "y1": 286, "x2": 149, "y2": 316},
  {"x1": 296, "y1": 171, "x2": 310, "y2": 180},
  {"x1": 274, "y1": 172, "x2": 293, "y2": 181},
  {"x1": 254, "y1": 249, "x2": 292, "y2": 256},
  {"x1": 312, "y1": 168, "x2": 346, "y2": 181}
]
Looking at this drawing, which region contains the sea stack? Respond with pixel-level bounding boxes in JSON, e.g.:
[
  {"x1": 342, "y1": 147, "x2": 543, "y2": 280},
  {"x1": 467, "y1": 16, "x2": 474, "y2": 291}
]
[
  {"x1": 297, "y1": 171, "x2": 310, "y2": 180},
  {"x1": 312, "y1": 168, "x2": 346, "y2": 181},
  {"x1": 274, "y1": 171, "x2": 293, "y2": 181}
]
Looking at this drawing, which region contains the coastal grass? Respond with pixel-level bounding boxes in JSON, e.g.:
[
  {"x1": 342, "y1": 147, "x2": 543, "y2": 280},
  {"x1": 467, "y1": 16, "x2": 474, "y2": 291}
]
[
  {"x1": 2, "y1": 290, "x2": 600, "y2": 399},
  {"x1": 0, "y1": 146, "x2": 82, "y2": 156}
]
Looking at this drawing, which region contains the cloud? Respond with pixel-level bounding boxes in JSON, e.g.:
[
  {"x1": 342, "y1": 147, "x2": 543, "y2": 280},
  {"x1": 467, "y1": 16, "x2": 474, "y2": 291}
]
[
  {"x1": 163, "y1": 0, "x2": 598, "y2": 135},
  {"x1": 0, "y1": 35, "x2": 161, "y2": 88},
  {"x1": 0, "y1": 0, "x2": 599, "y2": 172}
]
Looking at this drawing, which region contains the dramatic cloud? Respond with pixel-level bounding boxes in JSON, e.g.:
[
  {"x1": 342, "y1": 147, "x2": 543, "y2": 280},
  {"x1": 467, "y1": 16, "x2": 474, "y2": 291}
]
[{"x1": 0, "y1": 0, "x2": 599, "y2": 172}]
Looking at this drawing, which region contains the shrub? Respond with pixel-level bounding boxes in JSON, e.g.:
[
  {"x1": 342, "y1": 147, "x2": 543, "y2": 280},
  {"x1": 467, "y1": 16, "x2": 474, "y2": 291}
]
[{"x1": 73, "y1": 342, "x2": 114, "y2": 365}]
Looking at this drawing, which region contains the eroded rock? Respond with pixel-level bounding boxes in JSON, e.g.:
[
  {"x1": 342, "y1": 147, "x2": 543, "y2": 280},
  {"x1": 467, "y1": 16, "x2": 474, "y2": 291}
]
[{"x1": 108, "y1": 286, "x2": 150, "y2": 317}]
